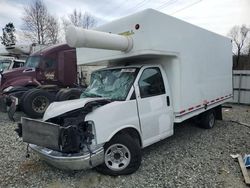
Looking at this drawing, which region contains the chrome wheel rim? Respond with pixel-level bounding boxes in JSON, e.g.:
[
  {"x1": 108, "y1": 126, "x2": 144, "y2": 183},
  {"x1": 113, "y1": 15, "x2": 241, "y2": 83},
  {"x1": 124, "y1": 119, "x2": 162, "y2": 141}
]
[
  {"x1": 32, "y1": 96, "x2": 49, "y2": 113},
  {"x1": 104, "y1": 144, "x2": 131, "y2": 171}
]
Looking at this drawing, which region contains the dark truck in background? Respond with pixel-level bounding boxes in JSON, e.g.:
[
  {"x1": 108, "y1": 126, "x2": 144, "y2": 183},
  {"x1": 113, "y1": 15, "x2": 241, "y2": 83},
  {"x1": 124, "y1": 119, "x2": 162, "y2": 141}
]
[{"x1": 0, "y1": 44, "x2": 83, "y2": 119}]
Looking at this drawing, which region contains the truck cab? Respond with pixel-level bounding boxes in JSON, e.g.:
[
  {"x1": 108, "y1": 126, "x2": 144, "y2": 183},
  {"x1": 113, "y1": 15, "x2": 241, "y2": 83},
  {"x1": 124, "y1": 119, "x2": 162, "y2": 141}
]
[
  {"x1": 0, "y1": 44, "x2": 80, "y2": 119},
  {"x1": 0, "y1": 44, "x2": 76, "y2": 91}
]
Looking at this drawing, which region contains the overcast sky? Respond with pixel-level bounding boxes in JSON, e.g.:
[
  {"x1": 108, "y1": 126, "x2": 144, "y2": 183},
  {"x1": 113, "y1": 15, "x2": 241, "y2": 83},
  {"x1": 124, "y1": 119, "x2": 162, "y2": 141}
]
[{"x1": 0, "y1": 0, "x2": 249, "y2": 44}]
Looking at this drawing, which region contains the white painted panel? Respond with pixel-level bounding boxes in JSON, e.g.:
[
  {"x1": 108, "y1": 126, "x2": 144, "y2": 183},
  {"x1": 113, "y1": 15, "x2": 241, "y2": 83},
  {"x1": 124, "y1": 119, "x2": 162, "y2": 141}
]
[
  {"x1": 232, "y1": 70, "x2": 250, "y2": 104},
  {"x1": 233, "y1": 76, "x2": 239, "y2": 88},
  {"x1": 240, "y1": 91, "x2": 250, "y2": 104},
  {"x1": 241, "y1": 76, "x2": 250, "y2": 89}
]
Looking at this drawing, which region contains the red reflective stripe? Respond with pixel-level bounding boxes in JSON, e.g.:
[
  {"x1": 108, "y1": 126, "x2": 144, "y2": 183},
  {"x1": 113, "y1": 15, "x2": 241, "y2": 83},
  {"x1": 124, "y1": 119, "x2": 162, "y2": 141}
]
[
  {"x1": 178, "y1": 95, "x2": 232, "y2": 116},
  {"x1": 180, "y1": 110, "x2": 186, "y2": 114}
]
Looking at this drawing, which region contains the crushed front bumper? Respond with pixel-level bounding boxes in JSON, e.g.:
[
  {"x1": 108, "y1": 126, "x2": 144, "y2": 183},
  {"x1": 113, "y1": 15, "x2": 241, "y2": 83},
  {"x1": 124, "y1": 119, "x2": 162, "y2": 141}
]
[{"x1": 30, "y1": 144, "x2": 104, "y2": 170}]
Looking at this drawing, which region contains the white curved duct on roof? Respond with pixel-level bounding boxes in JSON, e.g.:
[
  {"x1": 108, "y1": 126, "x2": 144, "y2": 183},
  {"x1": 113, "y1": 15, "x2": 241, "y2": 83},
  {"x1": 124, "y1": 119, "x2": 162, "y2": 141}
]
[{"x1": 66, "y1": 25, "x2": 133, "y2": 52}]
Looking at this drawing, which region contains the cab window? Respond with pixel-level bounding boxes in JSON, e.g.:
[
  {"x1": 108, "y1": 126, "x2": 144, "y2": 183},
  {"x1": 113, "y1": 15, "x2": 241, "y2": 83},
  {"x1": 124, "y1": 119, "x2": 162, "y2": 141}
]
[
  {"x1": 42, "y1": 57, "x2": 57, "y2": 69},
  {"x1": 138, "y1": 67, "x2": 165, "y2": 98}
]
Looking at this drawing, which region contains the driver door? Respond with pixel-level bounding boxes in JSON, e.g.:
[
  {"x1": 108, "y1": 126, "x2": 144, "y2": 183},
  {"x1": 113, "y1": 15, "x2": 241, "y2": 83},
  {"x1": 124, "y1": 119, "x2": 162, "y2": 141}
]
[
  {"x1": 135, "y1": 66, "x2": 173, "y2": 147},
  {"x1": 40, "y1": 57, "x2": 58, "y2": 85}
]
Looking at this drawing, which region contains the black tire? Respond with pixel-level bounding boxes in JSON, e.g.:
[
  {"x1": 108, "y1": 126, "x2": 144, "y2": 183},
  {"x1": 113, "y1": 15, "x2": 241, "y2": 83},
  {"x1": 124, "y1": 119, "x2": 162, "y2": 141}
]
[
  {"x1": 55, "y1": 89, "x2": 68, "y2": 101},
  {"x1": 19, "y1": 89, "x2": 38, "y2": 111},
  {"x1": 22, "y1": 89, "x2": 54, "y2": 118},
  {"x1": 96, "y1": 134, "x2": 141, "y2": 176},
  {"x1": 199, "y1": 110, "x2": 216, "y2": 129},
  {"x1": 57, "y1": 88, "x2": 82, "y2": 101}
]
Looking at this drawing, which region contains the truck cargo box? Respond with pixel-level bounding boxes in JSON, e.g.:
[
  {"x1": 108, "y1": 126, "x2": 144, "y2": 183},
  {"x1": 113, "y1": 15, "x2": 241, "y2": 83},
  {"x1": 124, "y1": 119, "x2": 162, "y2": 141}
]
[{"x1": 71, "y1": 9, "x2": 232, "y2": 122}]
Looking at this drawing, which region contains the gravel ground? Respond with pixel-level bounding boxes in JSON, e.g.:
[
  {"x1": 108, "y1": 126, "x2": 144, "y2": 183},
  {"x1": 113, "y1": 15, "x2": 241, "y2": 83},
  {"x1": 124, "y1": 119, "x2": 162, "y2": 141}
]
[{"x1": 0, "y1": 104, "x2": 250, "y2": 188}]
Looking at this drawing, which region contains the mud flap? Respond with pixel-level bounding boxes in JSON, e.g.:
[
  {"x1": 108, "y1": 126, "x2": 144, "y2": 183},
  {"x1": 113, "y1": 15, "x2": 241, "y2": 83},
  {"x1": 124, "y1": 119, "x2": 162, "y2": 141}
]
[
  {"x1": 0, "y1": 94, "x2": 19, "y2": 121},
  {"x1": 22, "y1": 117, "x2": 61, "y2": 151},
  {"x1": 0, "y1": 95, "x2": 7, "y2": 112},
  {"x1": 8, "y1": 96, "x2": 18, "y2": 121}
]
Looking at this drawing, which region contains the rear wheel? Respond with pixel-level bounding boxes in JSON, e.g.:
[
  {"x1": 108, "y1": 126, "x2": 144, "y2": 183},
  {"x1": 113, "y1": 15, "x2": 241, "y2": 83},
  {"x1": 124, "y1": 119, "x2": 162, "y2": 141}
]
[
  {"x1": 96, "y1": 134, "x2": 141, "y2": 176},
  {"x1": 55, "y1": 89, "x2": 67, "y2": 101},
  {"x1": 199, "y1": 110, "x2": 216, "y2": 129},
  {"x1": 22, "y1": 89, "x2": 54, "y2": 118},
  {"x1": 57, "y1": 88, "x2": 82, "y2": 101}
]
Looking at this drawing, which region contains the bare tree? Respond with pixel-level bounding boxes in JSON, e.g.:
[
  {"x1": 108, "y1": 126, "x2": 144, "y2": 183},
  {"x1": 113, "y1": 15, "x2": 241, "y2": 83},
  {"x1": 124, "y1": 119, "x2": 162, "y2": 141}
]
[
  {"x1": 62, "y1": 9, "x2": 97, "y2": 30},
  {"x1": 46, "y1": 16, "x2": 60, "y2": 44},
  {"x1": 22, "y1": 0, "x2": 60, "y2": 44},
  {"x1": 228, "y1": 25, "x2": 250, "y2": 68},
  {"x1": 82, "y1": 12, "x2": 96, "y2": 29},
  {"x1": 68, "y1": 9, "x2": 83, "y2": 27}
]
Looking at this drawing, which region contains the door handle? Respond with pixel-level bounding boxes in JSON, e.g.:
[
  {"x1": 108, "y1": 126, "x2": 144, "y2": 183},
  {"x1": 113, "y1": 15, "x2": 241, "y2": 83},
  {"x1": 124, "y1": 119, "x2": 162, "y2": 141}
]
[{"x1": 166, "y1": 96, "x2": 170, "y2": 106}]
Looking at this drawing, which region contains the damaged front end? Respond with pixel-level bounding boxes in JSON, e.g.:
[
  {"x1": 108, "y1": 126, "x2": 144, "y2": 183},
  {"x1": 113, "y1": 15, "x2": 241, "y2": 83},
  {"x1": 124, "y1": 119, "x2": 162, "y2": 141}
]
[{"x1": 18, "y1": 99, "x2": 111, "y2": 170}]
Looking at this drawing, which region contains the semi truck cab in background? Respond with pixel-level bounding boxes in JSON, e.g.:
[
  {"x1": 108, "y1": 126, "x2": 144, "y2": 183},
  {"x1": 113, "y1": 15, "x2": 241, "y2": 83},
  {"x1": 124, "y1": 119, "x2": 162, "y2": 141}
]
[
  {"x1": 0, "y1": 44, "x2": 83, "y2": 118},
  {"x1": 18, "y1": 9, "x2": 233, "y2": 176},
  {"x1": 0, "y1": 44, "x2": 77, "y2": 91}
]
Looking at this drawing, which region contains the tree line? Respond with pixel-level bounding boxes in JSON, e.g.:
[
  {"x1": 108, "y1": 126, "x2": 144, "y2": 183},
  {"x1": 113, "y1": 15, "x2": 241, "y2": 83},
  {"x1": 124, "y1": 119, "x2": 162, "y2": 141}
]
[{"x1": 0, "y1": 0, "x2": 96, "y2": 46}]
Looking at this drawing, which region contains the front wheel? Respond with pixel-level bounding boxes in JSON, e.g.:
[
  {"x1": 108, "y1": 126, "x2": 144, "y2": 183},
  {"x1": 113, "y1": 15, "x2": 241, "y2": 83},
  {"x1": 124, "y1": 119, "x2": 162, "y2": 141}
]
[{"x1": 96, "y1": 134, "x2": 141, "y2": 176}]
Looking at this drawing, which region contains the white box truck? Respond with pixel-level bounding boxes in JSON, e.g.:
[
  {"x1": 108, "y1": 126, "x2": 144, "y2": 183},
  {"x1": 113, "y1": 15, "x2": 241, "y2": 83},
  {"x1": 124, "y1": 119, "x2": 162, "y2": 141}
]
[{"x1": 18, "y1": 9, "x2": 232, "y2": 176}]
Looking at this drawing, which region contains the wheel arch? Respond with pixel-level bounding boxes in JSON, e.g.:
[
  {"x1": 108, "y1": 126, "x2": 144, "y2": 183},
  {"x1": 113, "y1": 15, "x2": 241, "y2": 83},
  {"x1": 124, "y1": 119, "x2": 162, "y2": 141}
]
[{"x1": 106, "y1": 126, "x2": 142, "y2": 147}]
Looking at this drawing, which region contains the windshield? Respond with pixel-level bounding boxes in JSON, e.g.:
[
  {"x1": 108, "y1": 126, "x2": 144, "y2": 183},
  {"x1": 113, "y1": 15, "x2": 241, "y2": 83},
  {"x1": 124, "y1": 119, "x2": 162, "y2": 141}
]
[
  {"x1": 81, "y1": 68, "x2": 138, "y2": 101},
  {"x1": 25, "y1": 56, "x2": 40, "y2": 68},
  {"x1": 0, "y1": 60, "x2": 11, "y2": 71}
]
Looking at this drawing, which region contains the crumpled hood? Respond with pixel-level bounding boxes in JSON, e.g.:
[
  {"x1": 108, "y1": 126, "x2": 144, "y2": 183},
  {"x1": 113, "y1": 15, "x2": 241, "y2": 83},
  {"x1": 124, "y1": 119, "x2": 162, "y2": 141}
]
[{"x1": 43, "y1": 97, "x2": 102, "y2": 121}]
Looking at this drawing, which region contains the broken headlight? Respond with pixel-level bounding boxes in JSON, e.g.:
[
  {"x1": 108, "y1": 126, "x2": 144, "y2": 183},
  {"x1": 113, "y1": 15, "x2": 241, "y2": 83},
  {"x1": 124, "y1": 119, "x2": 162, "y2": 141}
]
[
  {"x1": 58, "y1": 120, "x2": 96, "y2": 153},
  {"x1": 85, "y1": 121, "x2": 96, "y2": 145}
]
